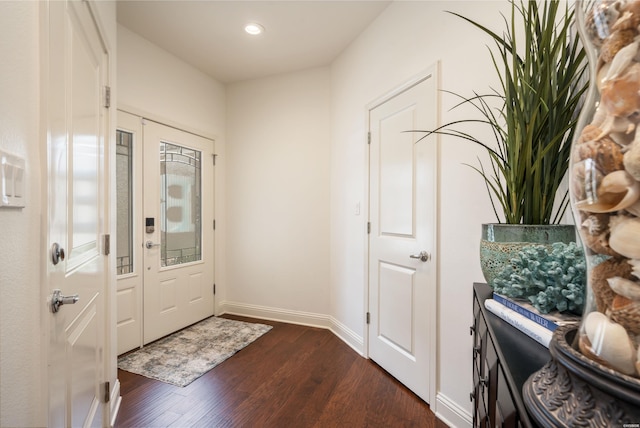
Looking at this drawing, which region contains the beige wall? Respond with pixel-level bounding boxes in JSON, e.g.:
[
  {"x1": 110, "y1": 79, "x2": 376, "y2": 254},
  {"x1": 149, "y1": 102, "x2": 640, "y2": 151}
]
[
  {"x1": 0, "y1": 2, "x2": 44, "y2": 426},
  {"x1": 225, "y1": 67, "x2": 332, "y2": 316}
]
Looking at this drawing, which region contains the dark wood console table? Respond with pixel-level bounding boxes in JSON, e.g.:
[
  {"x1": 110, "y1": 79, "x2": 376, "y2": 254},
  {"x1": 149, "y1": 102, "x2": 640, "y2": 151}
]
[{"x1": 471, "y1": 283, "x2": 550, "y2": 427}]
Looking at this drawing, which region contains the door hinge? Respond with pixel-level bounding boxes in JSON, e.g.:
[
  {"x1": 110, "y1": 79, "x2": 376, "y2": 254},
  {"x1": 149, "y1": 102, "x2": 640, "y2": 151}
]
[
  {"x1": 366, "y1": 312, "x2": 370, "y2": 324},
  {"x1": 367, "y1": 222, "x2": 371, "y2": 234},
  {"x1": 104, "y1": 86, "x2": 111, "y2": 109},
  {"x1": 102, "y1": 381, "x2": 110, "y2": 403},
  {"x1": 213, "y1": 283, "x2": 216, "y2": 295},
  {"x1": 213, "y1": 219, "x2": 216, "y2": 230},
  {"x1": 103, "y1": 234, "x2": 110, "y2": 255},
  {"x1": 213, "y1": 154, "x2": 217, "y2": 165},
  {"x1": 367, "y1": 131, "x2": 371, "y2": 145}
]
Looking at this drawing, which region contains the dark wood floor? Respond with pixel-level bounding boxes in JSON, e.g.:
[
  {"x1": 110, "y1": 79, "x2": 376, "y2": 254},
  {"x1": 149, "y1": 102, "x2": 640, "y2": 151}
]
[{"x1": 115, "y1": 315, "x2": 449, "y2": 428}]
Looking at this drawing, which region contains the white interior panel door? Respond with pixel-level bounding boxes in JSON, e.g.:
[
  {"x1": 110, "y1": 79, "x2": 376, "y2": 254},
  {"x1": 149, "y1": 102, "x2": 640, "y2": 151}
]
[
  {"x1": 368, "y1": 71, "x2": 438, "y2": 403},
  {"x1": 143, "y1": 121, "x2": 215, "y2": 344},
  {"x1": 46, "y1": 0, "x2": 110, "y2": 426},
  {"x1": 115, "y1": 111, "x2": 143, "y2": 355}
]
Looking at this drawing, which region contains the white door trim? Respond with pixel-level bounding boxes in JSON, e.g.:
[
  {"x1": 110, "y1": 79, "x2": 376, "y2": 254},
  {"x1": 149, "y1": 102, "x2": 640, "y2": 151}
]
[{"x1": 363, "y1": 63, "x2": 440, "y2": 404}]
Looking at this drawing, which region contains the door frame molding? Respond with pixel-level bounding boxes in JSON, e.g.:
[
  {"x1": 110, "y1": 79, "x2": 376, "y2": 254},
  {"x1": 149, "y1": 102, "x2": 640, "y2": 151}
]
[{"x1": 363, "y1": 63, "x2": 440, "y2": 404}]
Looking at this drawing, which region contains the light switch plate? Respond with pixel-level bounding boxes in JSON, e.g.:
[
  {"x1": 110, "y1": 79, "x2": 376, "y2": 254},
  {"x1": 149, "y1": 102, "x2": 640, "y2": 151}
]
[{"x1": 0, "y1": 150, "x2": 26, "y2": 208}]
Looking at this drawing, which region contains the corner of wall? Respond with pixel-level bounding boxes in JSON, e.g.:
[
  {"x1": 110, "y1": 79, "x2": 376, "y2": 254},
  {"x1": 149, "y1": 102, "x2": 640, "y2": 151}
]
[{"x1": 435, "y1": 392, "x2": 473, "y2": 428}]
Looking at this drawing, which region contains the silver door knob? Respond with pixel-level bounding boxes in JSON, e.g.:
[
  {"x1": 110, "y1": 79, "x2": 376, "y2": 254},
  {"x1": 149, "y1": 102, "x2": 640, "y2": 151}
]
[
  {"x1": 50, "y1": 289, "x2": 79, "y2": 313},
  {"x1": 51, "y1": 242, "x2": 65, "y2": 265},
  {"x1": 145, "y1": 240, "x2": 161, "y2": 249},
  {"x1": 409, "y1": 251, "x2": 430, "y2": 262}
]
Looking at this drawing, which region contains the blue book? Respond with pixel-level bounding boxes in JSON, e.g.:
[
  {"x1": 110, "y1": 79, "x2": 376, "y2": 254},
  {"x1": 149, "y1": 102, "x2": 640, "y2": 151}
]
[
  {"x1": 492, "y1": 292, "x2": 580, "y2": 332},
  {"x1": 484, "y1": 299, "x2": 552, "y2": 348}
]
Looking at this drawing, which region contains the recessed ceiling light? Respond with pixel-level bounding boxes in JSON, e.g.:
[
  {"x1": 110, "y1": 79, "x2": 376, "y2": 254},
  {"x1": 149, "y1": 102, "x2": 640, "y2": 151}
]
[{"x1": 245, "y1": 23, "x2": 264, "y2": 36}]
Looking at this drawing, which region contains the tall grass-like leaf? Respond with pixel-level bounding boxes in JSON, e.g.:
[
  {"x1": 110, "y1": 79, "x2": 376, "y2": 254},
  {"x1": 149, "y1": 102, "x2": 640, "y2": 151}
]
[{"x1": 419, "y1": 0, "x2": 588, "y2": 224}]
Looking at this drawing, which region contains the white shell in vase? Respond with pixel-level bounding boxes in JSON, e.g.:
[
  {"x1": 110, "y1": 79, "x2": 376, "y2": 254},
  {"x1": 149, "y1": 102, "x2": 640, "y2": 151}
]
[{"x1": 584, "y1": 311, "x2": 637, "y2": 375}]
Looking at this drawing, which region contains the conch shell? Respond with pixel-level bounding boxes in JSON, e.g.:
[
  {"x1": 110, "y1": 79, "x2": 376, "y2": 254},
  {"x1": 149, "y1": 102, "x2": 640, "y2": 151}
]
[
  {"x1": 601, "y1": 62, "x2": 640, "y2": 121},
  {"x1": 576, "y1": 170, "x2": 640, "y2": 213}
]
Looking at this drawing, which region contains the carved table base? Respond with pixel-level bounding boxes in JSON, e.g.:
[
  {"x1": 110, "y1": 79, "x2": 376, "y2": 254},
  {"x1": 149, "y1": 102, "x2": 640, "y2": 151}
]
[{"x1": 523, "y1": 325, "x2": 640, "y2": 427}]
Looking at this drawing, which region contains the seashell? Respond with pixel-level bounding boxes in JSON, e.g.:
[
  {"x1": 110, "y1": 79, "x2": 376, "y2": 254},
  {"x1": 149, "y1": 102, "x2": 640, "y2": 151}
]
[
  {"x1": 586, "y1": 0, "x2": 623, "y2": 47},
  {"x1": 610, "y1": 294, "x2": 640, "y2": 334},
  {"x1": 571, "y1": 160, "x2": 602, "y2": 203},
  {"x1": 598, "y1": 61, "x2": 612, "y2": 91},
  {"x1": 580, "y1": 213, "x2": 620, "y2": 256},
  {"x1": 577, "y1": 124, "x2": 605, "y2": 144},
  {"x1": 591, "y1": 257, "x2": 633, "y2": 312},
  {"x1": 602, "y1": 39, "x2": 639, "y2": 82},
  {"x1": 581, "y1": 212, "x2": 611, "y2": 235},
  {"x1": 600, "y1": 29, "x2": 636, "y2": 63},
  {"x1": 628, "y1": 258, "x2": 640, "y2": 280},
  {"x1": 576, "y1": 170, "x2": 640, "y2": 213},
  {"x1": 584, "y1": 311, "x2": 637, "y2": 375},
  {"x1": 621, "y1": 0, "x2": 640, "y2": 23},
  {"x1": 627, "y1": 198, "x2": 640, "y2": 216},
  {"x1": 623, "y1": 140, "x2": 640, "y2": 179},
  {"x1": 591, "y1": 105, "x2": 608, "y2": 129},
  {"x1": 597, "y1": 114, "x2": 637, "y2": 141},
  {"x1": 579, "y1": 334, "x2": 610, "y2": 367},
  {"x1": 601, "y1": 63, "x2": 640, "y2": 120},
  {"x1": 610, "y1": 215, "x2": 640, "y2": 258},
  {"x1": 575, "y1": 137, "x2": 624, "y2": 174},
  {"x1": 608, "y1": 276, "x2": 640, "y2": 300},
  {"x1": 612, "y1": 10, "x2": 640, "y2": 32},
  {"x1": 609, "y1": 129, "x2": 636, "y2": 147}
]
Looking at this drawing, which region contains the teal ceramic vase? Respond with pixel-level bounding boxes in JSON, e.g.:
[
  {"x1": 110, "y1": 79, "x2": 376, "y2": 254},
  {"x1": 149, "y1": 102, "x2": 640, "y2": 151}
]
[{"x1": 480, "y1": 223, "x2": 576, "y2": 288}]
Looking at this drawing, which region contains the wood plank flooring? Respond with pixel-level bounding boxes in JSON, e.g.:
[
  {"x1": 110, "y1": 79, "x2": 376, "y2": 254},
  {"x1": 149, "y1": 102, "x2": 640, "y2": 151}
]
[{"x1": 115, "y1": 315, "x2": 449, "y2": 428}]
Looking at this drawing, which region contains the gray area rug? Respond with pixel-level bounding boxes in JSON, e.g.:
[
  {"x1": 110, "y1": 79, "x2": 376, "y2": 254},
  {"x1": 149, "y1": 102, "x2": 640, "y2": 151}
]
[{"x1": 118, "y1": 316, "x2": 272, "y2": 387}]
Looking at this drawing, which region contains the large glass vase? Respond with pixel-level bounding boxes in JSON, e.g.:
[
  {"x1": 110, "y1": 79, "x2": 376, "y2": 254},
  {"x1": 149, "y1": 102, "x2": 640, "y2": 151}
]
[{"x1": 571, "y1": 0, "x2": 640, "y2": 381}]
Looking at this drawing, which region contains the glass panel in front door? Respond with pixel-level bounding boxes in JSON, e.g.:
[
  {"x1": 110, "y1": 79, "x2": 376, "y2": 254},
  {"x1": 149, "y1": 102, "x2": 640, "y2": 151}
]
[{"x1": 160, "y1": 142, "x2": 202, "y2": 267}]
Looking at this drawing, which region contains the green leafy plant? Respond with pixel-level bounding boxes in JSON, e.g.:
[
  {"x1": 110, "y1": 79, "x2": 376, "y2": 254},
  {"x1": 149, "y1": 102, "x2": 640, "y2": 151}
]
[{"x1": 420, "y1": 0, "x2": 588, "y2": 224}]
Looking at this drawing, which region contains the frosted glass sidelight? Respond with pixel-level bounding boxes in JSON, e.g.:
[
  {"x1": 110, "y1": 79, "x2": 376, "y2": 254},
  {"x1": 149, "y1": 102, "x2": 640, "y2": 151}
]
[{"x1": 116, "y1": 130, "x2": 133, "y2": 275}]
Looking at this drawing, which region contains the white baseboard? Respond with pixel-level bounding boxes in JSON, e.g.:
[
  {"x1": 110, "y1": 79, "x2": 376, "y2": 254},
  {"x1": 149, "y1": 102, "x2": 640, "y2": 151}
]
[
  {"x1": 110, "y1": 379, "x2": 121, "y2": 428},
  {"x1": 218, "y1": 300, "x2": 364, "y2": 355},
  {"x1": 327, "y1": 315, "x2": 364, "y2": 356},
  {"x1": 435, "y1": 392, "x2": 472, "y2": 428}
]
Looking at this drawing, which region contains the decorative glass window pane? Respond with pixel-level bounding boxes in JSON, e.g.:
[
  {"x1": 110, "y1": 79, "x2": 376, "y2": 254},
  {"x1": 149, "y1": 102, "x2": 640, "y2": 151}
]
[
  {"x1": 160, "y1": 142, "x2": 202, "y2": 267},
  {"x1": 116, "y1": 130, "x2": 134, "y2": 275}
]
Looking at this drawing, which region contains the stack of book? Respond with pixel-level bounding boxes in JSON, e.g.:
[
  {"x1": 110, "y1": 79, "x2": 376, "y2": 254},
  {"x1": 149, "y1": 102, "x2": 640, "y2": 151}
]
[{"x1": 484, "y1": 292, "x2": 581, "y2": 348}]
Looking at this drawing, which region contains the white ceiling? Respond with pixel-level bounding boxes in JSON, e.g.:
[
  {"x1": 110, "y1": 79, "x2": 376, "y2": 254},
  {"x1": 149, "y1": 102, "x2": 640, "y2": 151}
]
[{"x1": 116, "y1": 1, "x2": 392, "y2": 84}]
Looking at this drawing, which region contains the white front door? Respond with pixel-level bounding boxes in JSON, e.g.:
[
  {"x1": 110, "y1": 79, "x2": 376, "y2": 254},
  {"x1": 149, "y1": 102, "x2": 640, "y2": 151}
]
[
  {"x1": 45, "y1": 0, "x2": 110, "y2": 426},
  {"x1": 115, "y1": 111, "x2": 144, "y2": 355},
  {"x1": 142, "y1": 120, "x2": 215, "y2": 344},
  {"x1": 367, "y1": 70, "x2": 438, "y2": 403}
]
